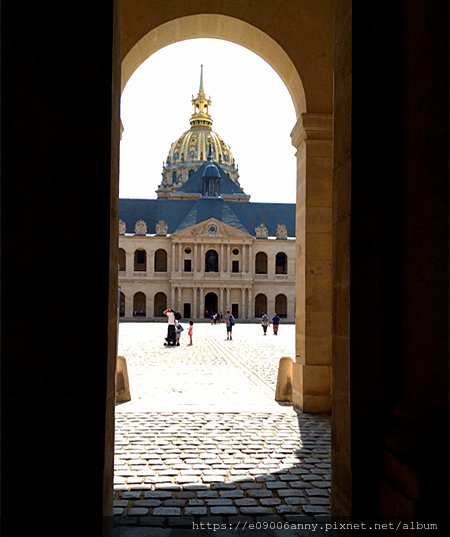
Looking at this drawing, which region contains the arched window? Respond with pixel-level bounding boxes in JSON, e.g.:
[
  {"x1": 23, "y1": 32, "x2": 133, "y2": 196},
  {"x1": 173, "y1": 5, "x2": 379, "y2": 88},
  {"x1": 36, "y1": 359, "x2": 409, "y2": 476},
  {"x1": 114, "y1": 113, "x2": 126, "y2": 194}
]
[
  {"x1": 119, "y1": 292, "x2": 125, "y2": 317},
  {"x1": 118, "y1": 248, "x2": 126, "y2": 271},
  {"x1": 154, "y1": 292, "x2": 167, "y2": 317},
  {"x1": 255, "y1": 294, "x2": 267, "y2": 318},
  {"x1": 133, "y1": 292, "x2": 146, "y2": 317},
  {"x1": 275, "y1": 252, "x2": 288, "y2": 274},
  {"x1": 205, "y1": 249, "x2": 218, "y2": 272},
  {"x1": 154, "y1": 249, "x2": 167, "y2": 272},
  {"x1": 134, "y1": 249, "x2": 147, "y2": 271},
  {"x1": 275, "y1": 294, "x2": 287, "y2": 318},
  {"x1": 255, "y1": 252, "x2": 268, "y2": 274}
]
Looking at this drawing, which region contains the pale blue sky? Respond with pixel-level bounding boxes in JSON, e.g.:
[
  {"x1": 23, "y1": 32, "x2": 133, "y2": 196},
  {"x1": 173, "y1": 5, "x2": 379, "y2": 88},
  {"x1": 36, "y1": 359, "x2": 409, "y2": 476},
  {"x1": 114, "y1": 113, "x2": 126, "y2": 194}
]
[{"x1": 119, "y1": 38, "x2": 297, "y2": 203}]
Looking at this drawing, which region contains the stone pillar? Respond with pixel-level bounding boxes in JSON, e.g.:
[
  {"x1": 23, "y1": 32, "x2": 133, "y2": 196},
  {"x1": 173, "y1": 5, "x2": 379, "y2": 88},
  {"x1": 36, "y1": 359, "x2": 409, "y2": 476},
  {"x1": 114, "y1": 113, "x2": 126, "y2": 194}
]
[
  {"x1": 291, "y1": 112, "x2": 333, "y2": 414},
  {"x1": 125, "y1": 294, "x2": 133, "y2": 318},
  {"x1": 199, "y1": 287, "x2": 204, "y2": 318},
  {"x1": 126, "y1": 251, "x2": 133, "y2": 276},
  {"x1": 193, "y1": 244, "x2": 197, "y2": 273},
  {"x1": 193, "y1": 287, "x2": 198, "y2": 319},
  {"x1": 220, "y1": 244, "x2": 224, "y2": 272},
  {"x1": 177, "y1": 243, "x2": 182, "y2": 272},
  {"x1": 170, "y1": 286, "x2": 175, "y2": 310},
  {"x1": 226, "y1": 288, "x2": 231, "y2": 312},
  {"x1": 219, "y1": 287, "x2": 224, "y2": 314},
  {"x1": 241, "y1": 288, "x2": 245, "y2": 319},
  {"x1": 225, "y1": 245, "x2": 230, "y2": 272},
  {"x1": 268, "y1": 297, "x2": 275, "y2": 317},
  {"x1": 171, "y1": 243, "x2": 176, "y2": 273},
  {"x1": 146, "y1": 296, "x2": 154, "y2": 318},
  {"x1": 177, "y1": 287, "x2": 182, "y2": 313},
  {"x1": 248, "y1": 288, "x2": 253, "y2": 319},
  {"x1": 200, "y1": 244, "x2": 205, "y2": 272}
]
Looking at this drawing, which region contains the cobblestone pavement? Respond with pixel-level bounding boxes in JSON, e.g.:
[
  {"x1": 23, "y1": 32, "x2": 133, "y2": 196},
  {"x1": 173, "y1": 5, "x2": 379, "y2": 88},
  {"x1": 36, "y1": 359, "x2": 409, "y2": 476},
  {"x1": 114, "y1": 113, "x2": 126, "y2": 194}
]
[{"x1": 114, "y1": 322, "x2": 331, "y2": 530}]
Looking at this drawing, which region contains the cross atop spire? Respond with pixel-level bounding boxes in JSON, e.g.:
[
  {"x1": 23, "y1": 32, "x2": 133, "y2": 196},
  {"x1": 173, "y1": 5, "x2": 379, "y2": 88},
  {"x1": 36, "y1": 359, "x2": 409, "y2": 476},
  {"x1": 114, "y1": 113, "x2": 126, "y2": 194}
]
[{"x1": 199, "y1": 64, "x2": 204, "y2": 93}]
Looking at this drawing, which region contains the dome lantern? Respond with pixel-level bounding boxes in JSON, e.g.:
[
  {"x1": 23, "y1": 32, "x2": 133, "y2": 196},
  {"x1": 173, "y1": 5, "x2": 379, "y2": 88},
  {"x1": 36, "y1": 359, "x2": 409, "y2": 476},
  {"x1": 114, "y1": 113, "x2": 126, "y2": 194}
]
[{"x1": 190, "y1": 65, "x2": 213, "y2": 129}]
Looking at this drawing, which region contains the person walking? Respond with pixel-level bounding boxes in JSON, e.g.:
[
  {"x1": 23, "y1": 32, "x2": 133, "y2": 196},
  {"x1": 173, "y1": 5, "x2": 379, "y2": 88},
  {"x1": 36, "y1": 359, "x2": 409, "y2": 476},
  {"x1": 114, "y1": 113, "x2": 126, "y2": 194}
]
[
  {"x1": 224, "y1": 310, "x2": 235, "y2": 340},
  {"x1": 188, "y1": 320, "x2": 194, "y2": 345},
  {"x1": 271, "y1": 313, "x2": 280, "y2": 335},
  {"x1": 163, "y1": 308, "x2": 176, "y2": 346},
  {"x1": 261, "y1": 312, "x2": 270, "y2": 335}
]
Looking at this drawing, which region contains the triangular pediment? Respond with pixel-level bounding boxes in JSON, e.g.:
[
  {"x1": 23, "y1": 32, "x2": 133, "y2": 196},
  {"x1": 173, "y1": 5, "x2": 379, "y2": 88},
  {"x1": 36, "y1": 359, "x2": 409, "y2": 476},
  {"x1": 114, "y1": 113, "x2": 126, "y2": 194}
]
[{"x1": 172, "y1": 218, "x2": 252, "y2": 240}]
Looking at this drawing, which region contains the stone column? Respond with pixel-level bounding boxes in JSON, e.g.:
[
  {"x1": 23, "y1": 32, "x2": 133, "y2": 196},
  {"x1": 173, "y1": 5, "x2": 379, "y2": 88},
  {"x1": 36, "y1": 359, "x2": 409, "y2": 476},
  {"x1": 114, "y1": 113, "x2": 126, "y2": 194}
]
[
  {"x1": 241, "y1": 288, "x2": 246, "y2": 319},
  {"x1": 226, "y1": 245, "x2": 230, "y2": 272},
  {"x1": 219, "y1": 287, "x2": 224, "y2": 314},
  {"x1": 177, "y1": 243, "x2": 182, "y2": 272},
  {"x1": 171, "y1": 243, "x2": 176, "y2": 273},
  {"x1": 199, "y1": 287, "x2": 204, "y2": 318},
  {"x1": 226, "y1": 288, "x2": 231, "y2": 312},
  {"x1": 170, "y1": 286, "x2": 175, "y2": 310},
  {"x1": 291, "y1": 112, "x2": 333, "y2": 414},
  {"x1": 200, "y1": 244, "x2": 205, "y2": 273},
  {"x1": 249, "y1": 288, "x2": 254, "y2": 319},
  {"x1": 193, "y1": 287, "x2": 197, "y2": 319},
  {"x1": 177, "y1": 287, "x2": 182, "y2": 312},
  {"x1": 192, "y1": 244, "x2": 197, "y2": 273},
  {"x1": 220, "y1": 244, "x2": 224, "y2": 273}
]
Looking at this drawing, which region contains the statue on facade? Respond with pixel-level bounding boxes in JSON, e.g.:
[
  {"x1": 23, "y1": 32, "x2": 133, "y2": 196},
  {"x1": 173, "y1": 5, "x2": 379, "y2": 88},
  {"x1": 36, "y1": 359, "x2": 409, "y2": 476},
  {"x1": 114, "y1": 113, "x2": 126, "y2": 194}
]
[
  {"x1": 255, "y1": 223, "x2": 268, "y2": 239},
  {"x1": 276, "y1": 223, "x2": 288, "y2": 239},
  {"x1": 155, "y1": 220, "x2": 168, "y2": 236},
  {"x1": 119, "y1": 219, "x2": 126, "y2": 235},
  {"x1": 134, "y1": 219, "x2": 147, "y2": 236}
]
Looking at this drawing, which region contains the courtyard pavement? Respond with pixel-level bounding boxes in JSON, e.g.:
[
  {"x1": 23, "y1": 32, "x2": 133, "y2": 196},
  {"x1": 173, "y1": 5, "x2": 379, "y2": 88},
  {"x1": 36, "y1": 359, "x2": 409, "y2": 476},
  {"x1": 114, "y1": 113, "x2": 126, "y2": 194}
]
[{"x1": 114, "y1": 321, "x2": 331, "y2": 533}]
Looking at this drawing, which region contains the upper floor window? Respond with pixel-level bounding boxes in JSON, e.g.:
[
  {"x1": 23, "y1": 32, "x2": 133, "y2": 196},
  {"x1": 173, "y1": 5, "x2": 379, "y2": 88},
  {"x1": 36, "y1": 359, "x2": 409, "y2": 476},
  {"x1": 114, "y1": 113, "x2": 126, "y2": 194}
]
[
  {"x1": 118, "y1": 248, "x2": 126, "y2": 271},
  {"x1": 154, "y1": 249, "x2": 167, "y2": 272},
  {"x1": 275, "y1": 252, "x2": 288, "y2": 274},
  {"x1": 134, "y1": 249, "x2": 147, "y2": 272},
  {"x1": 255, "y1": 252, "x2": 268, "y2": 274}
]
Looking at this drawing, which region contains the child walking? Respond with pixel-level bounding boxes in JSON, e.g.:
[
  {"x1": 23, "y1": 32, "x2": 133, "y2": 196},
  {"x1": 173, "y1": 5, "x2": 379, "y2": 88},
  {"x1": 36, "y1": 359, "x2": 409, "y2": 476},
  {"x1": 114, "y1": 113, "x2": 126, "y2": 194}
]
[{"x1": 188, "y1": 320, "x2": 194, "y2": 345}]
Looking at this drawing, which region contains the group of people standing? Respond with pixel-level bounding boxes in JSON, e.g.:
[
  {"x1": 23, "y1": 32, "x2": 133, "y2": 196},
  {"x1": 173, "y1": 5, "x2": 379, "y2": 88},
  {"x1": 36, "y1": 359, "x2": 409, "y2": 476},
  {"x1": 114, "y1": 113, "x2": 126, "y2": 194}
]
[
  {"x1": 163, "y1": 308, "x2": 281, "y2": 346},
  {"x1": 260, "y1": 312, "x2": 281, "y2": 335},
  {"x1": 163, "y1": 308, "x2": 193, "y2": 346}
]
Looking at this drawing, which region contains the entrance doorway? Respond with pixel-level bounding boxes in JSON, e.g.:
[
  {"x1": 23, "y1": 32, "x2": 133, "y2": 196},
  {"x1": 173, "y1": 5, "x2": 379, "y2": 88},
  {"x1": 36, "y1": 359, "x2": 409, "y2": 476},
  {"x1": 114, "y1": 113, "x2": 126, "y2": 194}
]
[{"x1": 204, "y1": 291, "x2": 218, "y2": 317}]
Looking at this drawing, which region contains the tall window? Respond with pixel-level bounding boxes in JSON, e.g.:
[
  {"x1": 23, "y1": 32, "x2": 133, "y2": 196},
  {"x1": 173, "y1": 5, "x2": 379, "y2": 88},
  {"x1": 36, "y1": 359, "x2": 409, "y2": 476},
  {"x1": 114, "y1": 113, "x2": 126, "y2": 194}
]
[
  {"x1": 118, "y1": 248, "x2": 126, "y2": 271},
  {"x1": 275, "y1": 252, "x2": 288, "y2": 274},
  {"x1": 154, "y1": 249, "x2": 167, "y2": 272},
  {"x1": 154, "y1": 292, "x2": 167, "y2": 317},
  {"x1": 133, "y1": 292, "x2": 146, "y2": 317},
  {"x1": 255, "y1": 252, "x2": 268, "y2": 274},
  {"x1": 119, "y1": 292, "x2": 125, "y2": 317},
  {"x1": 255, "y1": 294, "x2": 267, "y2": 317},
  {"x1": 275, "y1": 294, "x2": 287, "y2": 318},
  {"x1": 134, "y1": 249, "x2": 147, "y2": 272},
  {"x1": 205, "y1": 250, "x2": 218, "y2": 272}
]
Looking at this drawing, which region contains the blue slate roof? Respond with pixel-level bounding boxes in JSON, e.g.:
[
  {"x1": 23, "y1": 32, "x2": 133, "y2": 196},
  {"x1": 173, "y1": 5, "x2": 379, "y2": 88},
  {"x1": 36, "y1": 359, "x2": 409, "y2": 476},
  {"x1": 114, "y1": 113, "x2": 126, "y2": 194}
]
[
  {"x1": 119, "y1": 162, "x2": 295, "y2": 237},
  {"x1": 119, "y1": 197, "x2": 295, "y2": 237}
]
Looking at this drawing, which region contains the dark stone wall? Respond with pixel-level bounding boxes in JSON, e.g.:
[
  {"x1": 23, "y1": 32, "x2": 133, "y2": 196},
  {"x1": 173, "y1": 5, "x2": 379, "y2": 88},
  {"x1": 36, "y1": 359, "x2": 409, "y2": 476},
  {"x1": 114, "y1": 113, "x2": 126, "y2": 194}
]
[
  {"x1": 1, "y1": 1, "x2": 118, "y2": 534},
  {"x1": 351, "y1": 0, "x2": 449, "y2": 520}
]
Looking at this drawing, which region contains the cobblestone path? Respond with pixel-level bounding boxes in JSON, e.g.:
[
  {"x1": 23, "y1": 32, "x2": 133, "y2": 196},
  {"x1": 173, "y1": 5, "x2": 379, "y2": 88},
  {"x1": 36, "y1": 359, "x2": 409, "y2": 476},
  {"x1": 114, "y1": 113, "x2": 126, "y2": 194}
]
[{"x1": 114, "y1": 322, "x2": 331, "y2": 530}]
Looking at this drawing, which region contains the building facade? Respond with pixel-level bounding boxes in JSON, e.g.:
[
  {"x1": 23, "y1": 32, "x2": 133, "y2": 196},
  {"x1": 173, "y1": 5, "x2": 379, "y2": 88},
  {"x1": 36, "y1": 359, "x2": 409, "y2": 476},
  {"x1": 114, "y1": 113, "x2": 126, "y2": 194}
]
[{"x1": 118, "y1": 69, "x2": 296, "y2": 321}]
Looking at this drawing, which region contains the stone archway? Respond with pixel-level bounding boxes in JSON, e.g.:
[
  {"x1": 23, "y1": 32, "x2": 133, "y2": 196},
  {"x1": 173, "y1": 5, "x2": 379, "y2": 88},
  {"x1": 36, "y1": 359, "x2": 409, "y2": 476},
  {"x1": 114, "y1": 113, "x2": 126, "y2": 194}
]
[
  {"x1": 204, "y1": 291, "x2": 218, "y2": 318},
  {"x1": 120, "y1": 11, "x2": 333, "y2": 415}
]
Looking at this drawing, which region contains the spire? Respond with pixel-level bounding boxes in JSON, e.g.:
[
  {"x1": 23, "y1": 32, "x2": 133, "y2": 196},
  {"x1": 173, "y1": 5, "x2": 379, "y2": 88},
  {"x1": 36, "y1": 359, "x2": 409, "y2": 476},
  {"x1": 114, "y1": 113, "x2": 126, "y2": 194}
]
[
  {"x1": 199, "y1": 64, "x2": 204, "y2": 93},
  {"x1": 190, "y1": 65, "x2": 213, "y2": 129}
]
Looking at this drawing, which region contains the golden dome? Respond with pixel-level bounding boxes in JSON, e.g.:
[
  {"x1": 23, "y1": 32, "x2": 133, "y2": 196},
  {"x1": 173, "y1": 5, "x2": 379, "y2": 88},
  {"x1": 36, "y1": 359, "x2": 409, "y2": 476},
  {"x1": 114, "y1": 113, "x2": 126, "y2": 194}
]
[{"x1": 157, "y1": 66, "x2": 239, "y2": 197}]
